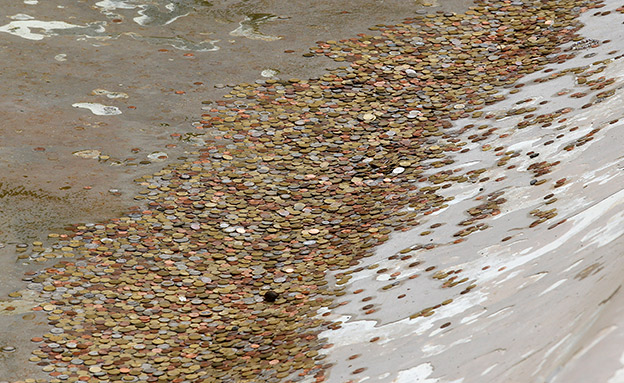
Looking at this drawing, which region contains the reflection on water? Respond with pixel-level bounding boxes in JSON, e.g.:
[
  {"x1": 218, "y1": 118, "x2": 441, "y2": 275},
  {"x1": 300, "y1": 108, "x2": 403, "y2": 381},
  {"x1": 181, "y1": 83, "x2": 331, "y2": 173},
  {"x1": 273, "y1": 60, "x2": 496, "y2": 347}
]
[
  {"x1": 126, "y1": 31, "x2": 219, "y2": 51},
  {"x1": 229, "y1": 12, "x2": 286, "y2": 41},
  {"x1": 2, "y1": 0, "x2": 284, "y2": 51},
  {"x1": 53, "y1": 21, "x2": 109, "y2": 39},
  {"x1": 0, "y1": 19, "x2": 107, "y2": 40},
  {"x1": 95, "y1": 0, "x2": 196, "y2": 26},
  {"x1": 134, "y1": 2, "x2": 190, "y2": 26}
]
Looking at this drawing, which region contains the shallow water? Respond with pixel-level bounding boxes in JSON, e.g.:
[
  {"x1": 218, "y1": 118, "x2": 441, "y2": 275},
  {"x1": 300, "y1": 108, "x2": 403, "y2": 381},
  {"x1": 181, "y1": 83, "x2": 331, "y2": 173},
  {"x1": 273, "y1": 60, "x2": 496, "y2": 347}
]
[
  {"x1": 0, "y1": 0, "x2": 469, "y2": 380},
  {"x1": 3, "y1": 0, "x2": 624, "y2": 382}
]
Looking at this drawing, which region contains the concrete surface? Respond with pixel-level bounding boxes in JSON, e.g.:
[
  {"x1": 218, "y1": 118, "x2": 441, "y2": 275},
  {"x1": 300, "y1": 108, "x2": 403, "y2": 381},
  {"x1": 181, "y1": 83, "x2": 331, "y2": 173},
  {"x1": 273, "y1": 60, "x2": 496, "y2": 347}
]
[{"x1": 3, "y1": 0, "x2": 624, "y2": 382}]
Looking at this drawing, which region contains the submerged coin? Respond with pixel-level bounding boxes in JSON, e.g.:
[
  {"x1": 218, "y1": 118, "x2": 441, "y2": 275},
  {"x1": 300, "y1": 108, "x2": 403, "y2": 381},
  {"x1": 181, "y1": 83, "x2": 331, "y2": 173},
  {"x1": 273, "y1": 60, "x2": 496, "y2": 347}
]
[{"x1": 23, "y1": 0, "x2": 596, "y2": 381}]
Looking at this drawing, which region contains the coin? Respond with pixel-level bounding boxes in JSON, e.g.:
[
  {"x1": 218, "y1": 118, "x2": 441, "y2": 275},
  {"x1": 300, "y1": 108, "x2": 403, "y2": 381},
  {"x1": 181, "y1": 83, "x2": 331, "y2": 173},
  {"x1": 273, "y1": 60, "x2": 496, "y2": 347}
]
[{"x1": 25, "y1": 0, "x2": 596, "y2": 380}]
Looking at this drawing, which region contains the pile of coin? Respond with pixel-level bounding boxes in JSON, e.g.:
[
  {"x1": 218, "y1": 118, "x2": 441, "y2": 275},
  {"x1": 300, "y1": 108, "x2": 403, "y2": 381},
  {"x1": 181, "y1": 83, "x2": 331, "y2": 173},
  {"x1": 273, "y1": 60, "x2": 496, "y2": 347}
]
[{"x1": 21, "y1": 0, "x2": 607, "y2": 381}]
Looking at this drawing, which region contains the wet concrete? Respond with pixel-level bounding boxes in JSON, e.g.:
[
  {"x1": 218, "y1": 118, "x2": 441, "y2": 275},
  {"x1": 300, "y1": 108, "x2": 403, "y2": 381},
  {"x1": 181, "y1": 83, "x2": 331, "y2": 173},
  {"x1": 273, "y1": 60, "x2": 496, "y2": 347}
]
[
  {"x1": 0, "y1": 0, "x2": 470, "y2": 380},
  {"x1": 315, "y1": 3, "x2": 624, "y2": 382},
  {"x1": 5, "y1": 0, "x2": 624, "y2": 382},
  {"x1": 0, "y1": 0, "x2": 470, "y2": 244}
]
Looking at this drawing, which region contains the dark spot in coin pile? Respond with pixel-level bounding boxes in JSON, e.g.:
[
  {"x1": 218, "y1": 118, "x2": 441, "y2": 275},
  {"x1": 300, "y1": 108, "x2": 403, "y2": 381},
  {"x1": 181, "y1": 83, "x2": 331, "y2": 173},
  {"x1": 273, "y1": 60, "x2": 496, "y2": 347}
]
[
  {"x1": 264, "y1": 290, "x2": 279, "y2": 303},
  {"x1": 24, "y1": 0, "x2": 604, "y2": 381}
]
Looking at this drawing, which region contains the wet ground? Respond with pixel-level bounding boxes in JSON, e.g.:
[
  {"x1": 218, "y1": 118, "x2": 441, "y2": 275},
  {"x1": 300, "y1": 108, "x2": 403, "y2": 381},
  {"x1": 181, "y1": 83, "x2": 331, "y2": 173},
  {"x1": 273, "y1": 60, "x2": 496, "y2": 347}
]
[
  {"x1": 0, "y1": 0, "x2": 469, "y2": 380},
  {"x1": 0, "y1": 0, "x2": 466, "y2": 245},
  {"x1": 3, "y1": 0, "x2": 624, "y2": 382}
]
